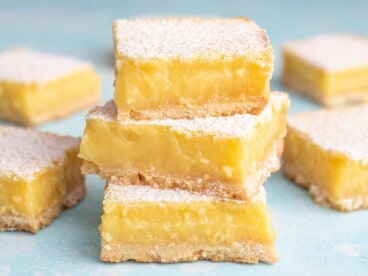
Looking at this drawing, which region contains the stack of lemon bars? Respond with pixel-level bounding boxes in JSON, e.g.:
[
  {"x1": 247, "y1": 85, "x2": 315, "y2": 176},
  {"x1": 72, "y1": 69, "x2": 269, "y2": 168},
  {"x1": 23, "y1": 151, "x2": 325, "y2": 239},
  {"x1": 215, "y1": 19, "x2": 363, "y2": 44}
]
[{"x1": 79, "y1": 17, "x2": 290, "y2": 263}]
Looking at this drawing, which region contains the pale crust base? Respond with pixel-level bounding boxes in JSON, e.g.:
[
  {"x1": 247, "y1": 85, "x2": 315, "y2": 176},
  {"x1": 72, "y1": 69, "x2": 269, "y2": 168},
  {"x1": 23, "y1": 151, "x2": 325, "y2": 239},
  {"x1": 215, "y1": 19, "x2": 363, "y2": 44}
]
[
  {"x1": 82, "y1": 137, "x2": 284, "y2": 200},
  {"x1": 283, "y1": 163, "x2": 368, "y2": 211},
  {"x1": 118, "y1": 97, "x2": 267, "y2": 121},
  {"x1": 100, "y1": 241, "x2": 277, "y2": 264},
  {"x1": 282, "y1": 74, "x2": 368, "y2": 107},
  {"x1": 1, "y1": 91, "x2": 100, "y2": 126},
  {"x1": 0, "y1": 180, "x2": 86, "y2": 233}
]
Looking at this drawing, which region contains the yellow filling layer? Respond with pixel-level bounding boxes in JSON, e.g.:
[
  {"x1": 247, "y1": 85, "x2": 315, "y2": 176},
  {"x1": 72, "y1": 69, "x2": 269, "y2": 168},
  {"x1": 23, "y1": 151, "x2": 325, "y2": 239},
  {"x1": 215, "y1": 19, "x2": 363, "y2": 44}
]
[
  {"x1": 101, "y1": 198, "x2": 275, "y2": 246},
  {"x1": 0, "y1": 68, "x2": 100, "y2": 124},
  {"x1": 283, "y1": 51, "x2": 368, "y2": 97},
  {"x1": 284, "y1": 128, "x2": 368, "y2": 201},
  {"x1": 114, "y1": 57, "x2": 272, "y2": 112},
  {"x1": 326, "y1": 67, "x2": 368, "y2": 95},
  {"x1": 0, "y1": 149, "x2": 82, "y2": 217},
  {"x1": 79, "y1": 102, "x2": 287, "y2": 185},
  {"x1": 0, "y1": 169, "x2": 64, "y2": 216}
]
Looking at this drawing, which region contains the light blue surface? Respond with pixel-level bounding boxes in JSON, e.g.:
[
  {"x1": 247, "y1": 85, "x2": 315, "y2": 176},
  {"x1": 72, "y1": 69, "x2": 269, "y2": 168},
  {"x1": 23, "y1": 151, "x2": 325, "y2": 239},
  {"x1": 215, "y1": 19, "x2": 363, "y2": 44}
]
[{"x1": 0, "y1": 0, "x2": 368, "y2": 275}]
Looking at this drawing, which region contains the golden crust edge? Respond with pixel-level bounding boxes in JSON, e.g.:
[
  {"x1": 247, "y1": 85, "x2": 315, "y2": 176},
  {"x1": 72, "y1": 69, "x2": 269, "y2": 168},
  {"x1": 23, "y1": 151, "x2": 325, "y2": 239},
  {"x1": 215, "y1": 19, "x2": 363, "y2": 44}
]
[
  {"x1": 100, "y1": 241, "x2": 277, "y2": 264},
  {"x1": 117, "y1": 97, "x2": 268, "y2": 121}
]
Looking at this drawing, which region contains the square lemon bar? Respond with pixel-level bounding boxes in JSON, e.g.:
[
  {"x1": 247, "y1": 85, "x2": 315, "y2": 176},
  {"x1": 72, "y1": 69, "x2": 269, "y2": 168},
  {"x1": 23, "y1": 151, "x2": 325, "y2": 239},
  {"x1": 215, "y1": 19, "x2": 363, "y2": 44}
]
[
  {"x1": 283, "y1": 105, "x2": 368, "y2": 211},
  {"x1": 100, "y1": 183, "x2": 276, "y2": 263},
  {"x1": 282, "y1": 34, "x2": 368, "y2": 106},
  {"x1": 79, "y1": 92, "x2": 289, "y2": 200},
  {"x1": 0, "y1": 126, "x2": 85, "y2": 233},
  {"x1": 113, "y1": 17, "x2": 274, "y2": 120},
  {"x1": 0, "y1": 49, "x2": 101, "y2": 125}
]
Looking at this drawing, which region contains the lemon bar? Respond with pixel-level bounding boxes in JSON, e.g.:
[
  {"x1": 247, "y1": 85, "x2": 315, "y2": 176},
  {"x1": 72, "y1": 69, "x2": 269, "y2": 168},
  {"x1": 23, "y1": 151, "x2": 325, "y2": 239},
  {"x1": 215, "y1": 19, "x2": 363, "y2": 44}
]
[
  {"x1": 283, "y1": 105, "x2": 368, "y2": 211},
  {"x1": 113, "y1": 17, "x2": 274, "y2": 120},
  {"x1": 282, "y1": 34, "x2": 368, "y2": 106},
  {"x1": 0, "y1": 126, "x2": 85, "y2": 233},
  {"x1": 0, "y1": 49, "x2": 101, "y2": 125},
  {"x1": 79, "y1": 92, "x2": 289, "y2": 200},
  {"x1": 100, "y1": 183, "x2": 276, "y2": 263}
]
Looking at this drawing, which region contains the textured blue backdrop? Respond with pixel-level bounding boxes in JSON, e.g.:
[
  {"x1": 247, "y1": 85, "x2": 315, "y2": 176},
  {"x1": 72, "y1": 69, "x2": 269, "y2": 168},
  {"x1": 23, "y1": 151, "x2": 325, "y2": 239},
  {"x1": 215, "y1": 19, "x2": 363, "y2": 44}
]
[{"x1": 0, "y1": 0, "x2": 367, "y2": 275}]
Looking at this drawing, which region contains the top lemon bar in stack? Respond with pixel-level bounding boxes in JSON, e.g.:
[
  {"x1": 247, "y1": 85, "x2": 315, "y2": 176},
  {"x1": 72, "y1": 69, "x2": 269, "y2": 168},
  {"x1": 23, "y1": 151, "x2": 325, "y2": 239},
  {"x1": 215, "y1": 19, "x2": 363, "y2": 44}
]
[{"x1": 113, "y1": 17, "x2": 274, "y2": 120}]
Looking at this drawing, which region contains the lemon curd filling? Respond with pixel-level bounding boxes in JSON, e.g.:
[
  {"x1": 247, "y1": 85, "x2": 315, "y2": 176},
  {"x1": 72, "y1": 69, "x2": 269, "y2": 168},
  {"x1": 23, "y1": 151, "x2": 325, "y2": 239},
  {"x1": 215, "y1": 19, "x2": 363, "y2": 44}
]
[
  {"x1": 0, "y1": 49, "x2": 100, "y2": 125},
  {"x1": 113, "y1": 17, "x2": 274, "y2": 119},
  {"x1": 99, "y1": 184, "x2": 276, "y2": 263},
  {"x1": 114, "y1": 56, "x2": 271, "y2": 119},
  {"x1": 0, "y1": 153, "x2": 80, "y2": 218},
  {"x1": 323, "y1": 66, "x2": 368, "y2": 96},
  {"x1": 283, "y1": 105, "x2": 368, "y2": 211},
  {"x1": 0, "y1": 126, "x2": 85, "y2": 232},
  {"x1": 102, "y1": 195, "x2": 273, "y2": 245},
  {"x1": 283, "y1": 52, "x2": 368, "y2": 97},
  {"x1": 282, "y1": 34, "x2": 368, "y2": 106},
  {"x1": 79, "y1": 93, "x2": 289, "y2": 200}
]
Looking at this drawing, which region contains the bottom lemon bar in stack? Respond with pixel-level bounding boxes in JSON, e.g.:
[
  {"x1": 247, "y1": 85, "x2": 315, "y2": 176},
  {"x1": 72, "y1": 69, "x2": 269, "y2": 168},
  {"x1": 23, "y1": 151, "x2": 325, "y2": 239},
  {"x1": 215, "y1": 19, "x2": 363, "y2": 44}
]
[{"x1": 100, "y1": 182, "x2": 276, "y2": 263}]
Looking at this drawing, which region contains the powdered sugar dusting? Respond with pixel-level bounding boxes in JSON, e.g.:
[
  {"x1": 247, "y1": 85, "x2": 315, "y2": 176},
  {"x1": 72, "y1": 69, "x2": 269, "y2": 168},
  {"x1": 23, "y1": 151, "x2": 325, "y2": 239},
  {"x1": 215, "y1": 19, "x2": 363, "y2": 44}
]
[
  {"x1": 283, "y1": 34, "x2": 368, "y2": 71},
  {"x1": 0, "y1": 126, "x2": 80, "y2": 180},
  {"x1": 114, "y1": 17, "x2": 272, "y2": 61},
  {"x1": 0, "y1": 48, "x2": 92, "y2": 83},
  {"x1": 88, "y1": 92, "x2": 289, "y2": 139},
  {"x1": 104, "y1": 183, "x2": 265, "y2": 204},
  {"x1": 288, "y1": 104, "x2": 368, "y2": 164}
]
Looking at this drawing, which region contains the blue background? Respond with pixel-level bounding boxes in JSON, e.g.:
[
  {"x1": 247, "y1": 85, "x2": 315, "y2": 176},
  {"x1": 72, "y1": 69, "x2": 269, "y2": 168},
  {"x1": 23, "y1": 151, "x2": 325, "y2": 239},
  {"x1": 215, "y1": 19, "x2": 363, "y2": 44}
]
[{"x1": 0, "y1": 0, "x2": 367, "y2": 275}]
